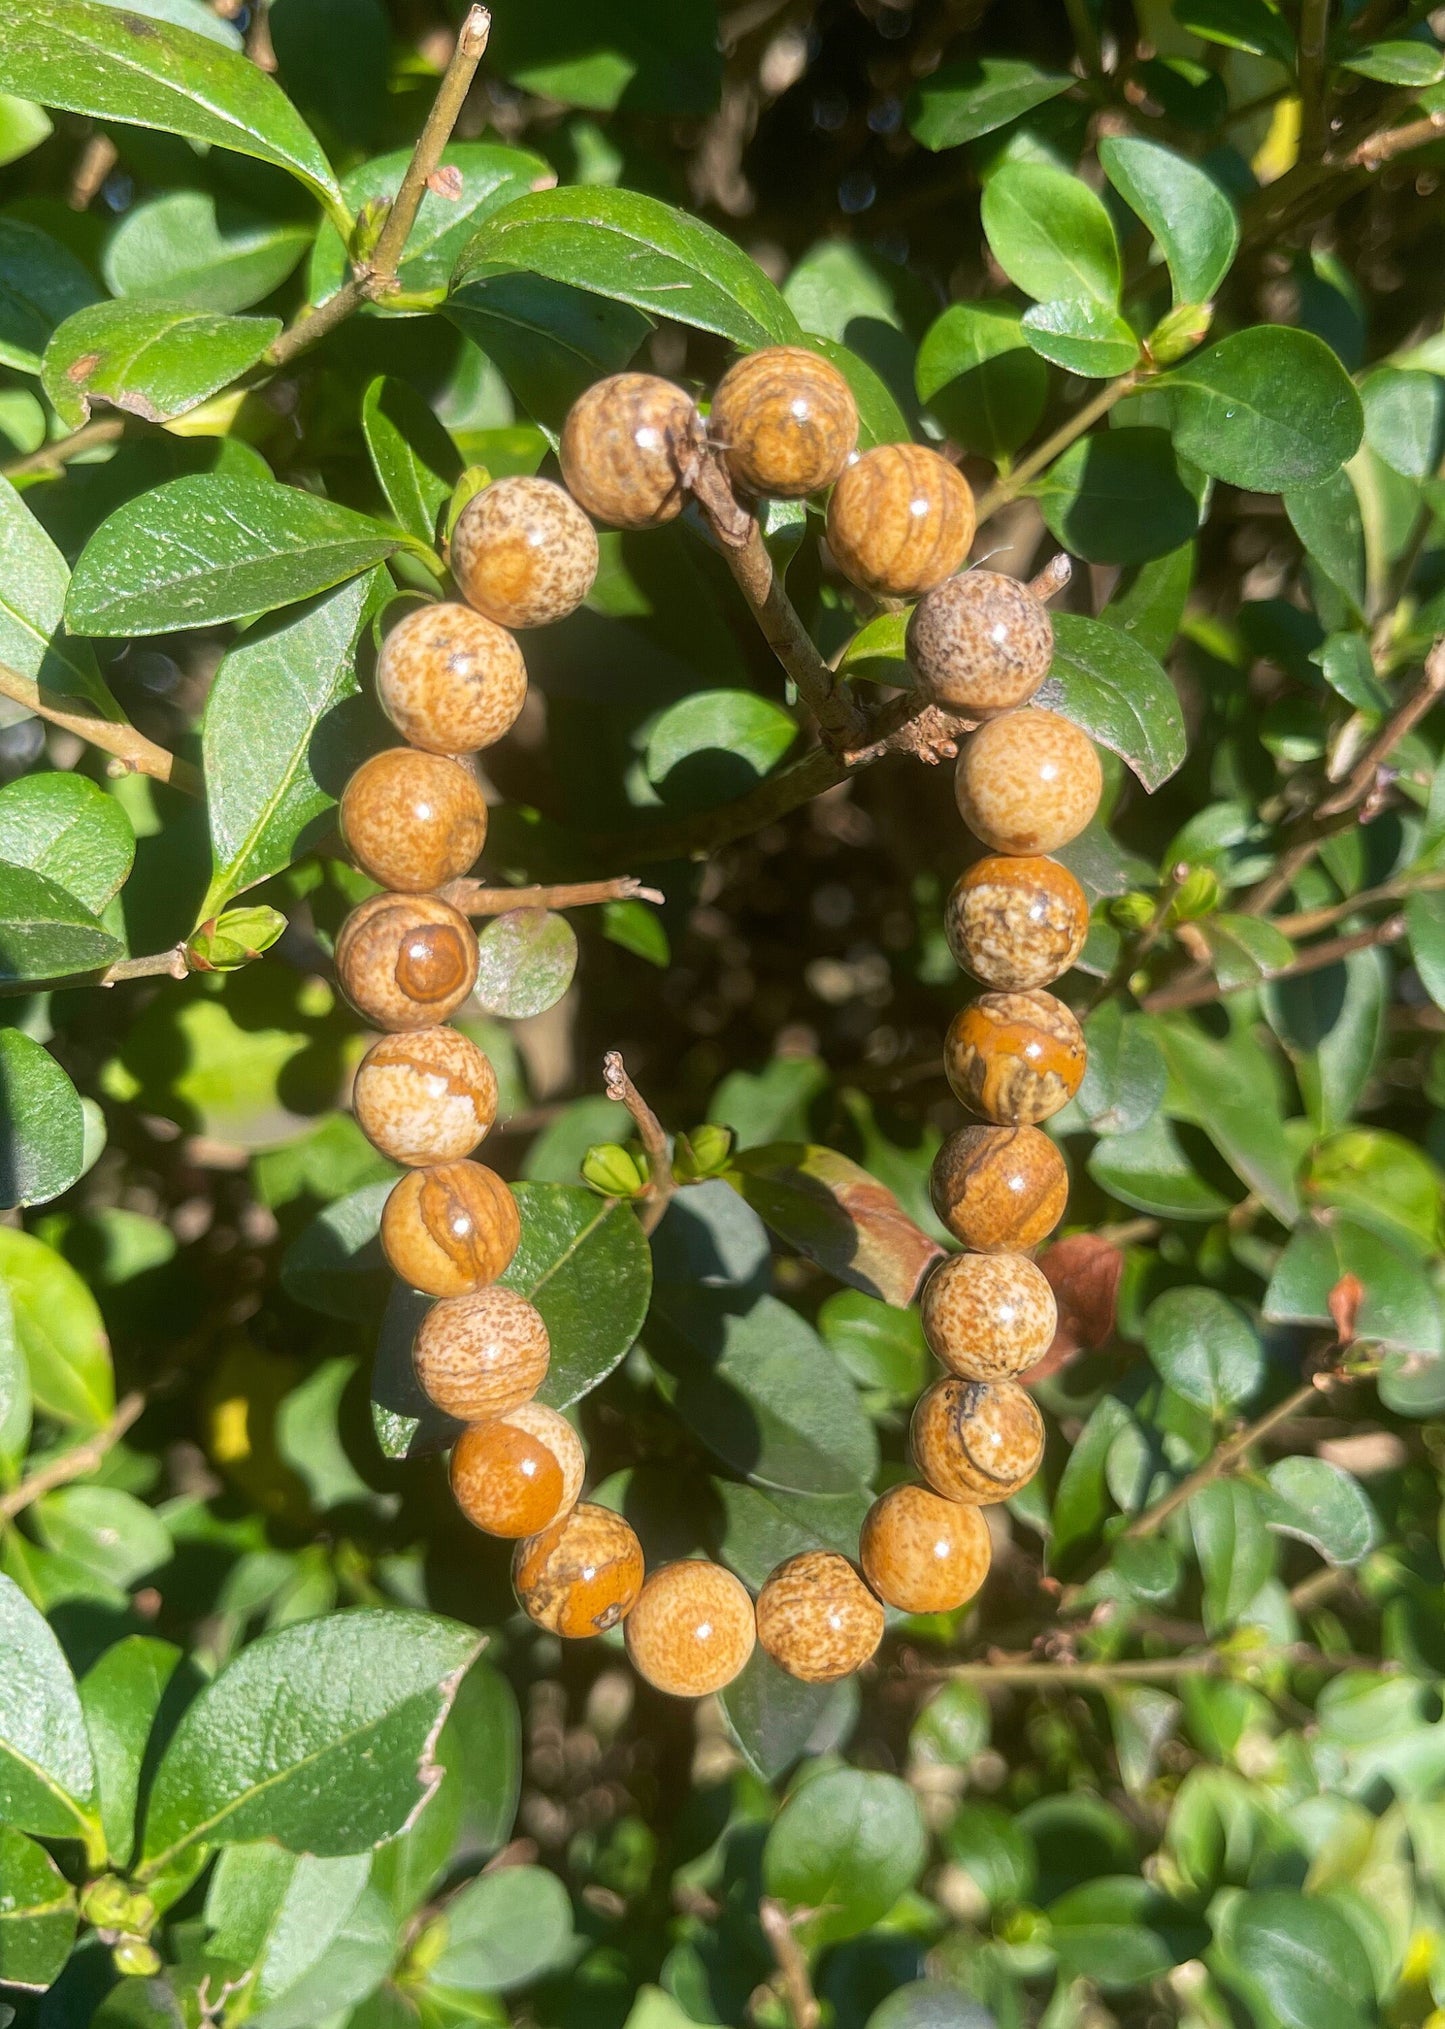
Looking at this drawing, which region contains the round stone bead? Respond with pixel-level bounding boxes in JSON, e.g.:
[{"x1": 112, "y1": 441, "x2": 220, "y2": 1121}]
[
  {"x1": 376, "y1": 602, "x2": 527, "y2": 756},
  {"x1": 624, "y1": 1561, "x2": 756, "y2": 1698},
  {"x1": 754, "y1": 1550, "x2": 883, "y2": 1683},
  {"x1": 339, "y1": 748, "x2": 488, "y2": 893},
  {"x1": 911, "y1": 1376, "x2": 1045, "y2": 1505},
  {"x1": 414, "y1": 1286, "x2": 549, "y2": 1420},
  {"x1": 711, "y1": 345, "x2": 858, "y2": 499},
  {"x1": 945, "y1": 855, "x2": 1090, "y2": 991},
  {"x1": 930, "y1": 1125, "x2": 1068, "y2": 1253},
  {"x1": 907, "y1": 570, "x2": 1052, "y2": 716},
  {"x1": 450, "y1": 476, "x2": 599, "y2": 630},
  {"x1": 513, "y1": 1501, "x2": 645, "y2": 1638},
  {"x1": 381, "y1": 1160, "x2": 521, "y2": 1297},
  {"x1": 826, "y1": 444, "x2": 976, "y2": 598},
  {"x1": 944, "y1": 989, "x2": 1087, "y2": 1126},
  {"x1": 561, "y1": 372, "x2": 702, "y2": 528},
  {"x1": 955, "y1": 711, "x2": 1102, "y2": 857},
  {"x1": 450, "y1": 1402, "x2": 582, "y2": 1538},
  {"x1": 352, "y1": 1026, "x2": 497, "y2": 1167},
  {"x1": 920, "y1": 1251, "x2": 1057, "y2": 1382},
  {"x1": 859, "y1": 1484, "x2": 992, "y2": 1616},
  {"x1": 335, "y1": 893, "x2": 478, "y2": 1032}
]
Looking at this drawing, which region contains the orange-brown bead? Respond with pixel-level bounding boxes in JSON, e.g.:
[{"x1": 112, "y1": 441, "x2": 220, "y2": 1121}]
[
  {"x1": 920, "y1": 1251, "x2": 1057, "y2": 1382},
  {"x1": 911, "y1": 1377, "x2": 1045, "y2": 1505},
  {"x1": 450, "y1": 1402, "x2": 582, "y2": 1538},
  {"x1": 375, "y1": 601, "x2": 527, "y2": 756},
  {"x1": 335, "y1": 893, "x2": 479, "y2": 1032},
  {"x1": 754, "y1": 1551, "x2": 883, "y2": 1683},
  {"x1": 955, "y1": 710, "x2": 1102, "y2": 857},
  {"x1": 381, "y1": 1160, "x2": 520, "y2": 1297},
  {"x1": 907, "y1": 569, "x2": 1052, "y2": 717},
  {"x1": 624, "y1": 1561, "x2": 756, "y2": 1697},
  {"x1": 946, "y1": 855, "x2": 1091, "y2": 991},
  {"x1": 450, "y1": 476, "x2": 599, "y2": 630},
  {"x1": 944, "y1": 989, "x2": 1086, "y2": 1126},
  {"x1": 353, "y1": 1026, "x2": 498, "y2": 1167},
  {"x1": 415, "y1": 1286, "x2": 550, "y2": 1421},
  {"x1": 930, "y1": 1125, "x2": 1068, "y2": 1253},
  {"x1": 859, "y1": 1484, "x2": 992, "y2": 1616},
  {"x1": 560, "y1": 372, "x2": 702, "y2": 528},
  {"x1": 340, "y1": 748, "x2": 488, "y2": 893},
  {"x1": 826, "y1": 443, "x2": 975, "y2": 598},
  {"x1": 711, "y1": 346, "x2": 858, "y2": 499},
  {"x1": 513, "y1": 1501, "x2": 645, "y2": 1638}
]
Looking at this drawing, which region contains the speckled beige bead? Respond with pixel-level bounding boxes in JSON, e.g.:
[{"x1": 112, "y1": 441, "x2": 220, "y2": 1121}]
[
  {"x1": 353, "y1": 1026, "x2": 497, "y2": 1167},
  {"x1": 711, "y1": 346, "x2": 858, "y2": 499},
  {"x1": 930, "y1": 1125, "x2": 1068, "y2": 1253},
  {"x1": 450, "y1": 1401, "x2": 582, "y2": 1538},
  {"x1": 754, "y1": 1550, "x2": 883, "y2": 1682},
  {"x1": 911, "y1": 1376, "x2": 1045, "y2": 1504},
  {"x1": 955, "y1": 711, "x2": 1102, "y2": 857},
  {"x1": 560, "y1": 373, "x2": 702, "y2": 527},
  {"x1": 920, "y1": 1251, "x2": 1057, "y2": 1382},
  {"x1": 381, "y1": 1160, "x2": 520, "y2": 1297},
  {"x1": 624, "y1": 1561, "x2": 756, "y2": 1697},
  {"x1": 376, "y1": 602, "x2": 527, "y2": 756},
  {"x1": 908, "y1": 570, "x2": 1053, "y2": 716},
  {"x1": 513, "y1": 1501, "x2": 645, "y2": 1637},
  {"x1": 946, "y1": 856, "x2": 1091, "y2": 990},
  {"x1": 339, "y1": 748, "x2": 487, "y2": 893},
  {"x1": 826, "y1": 443, "x2": 976, "y2": 598},
  {"x1": 335, "y1": 893, "x2": 478, "y2": 1032},
  {"x1": 859, "y1": 1484, "x2": 991, "y2": 1616},
  {"x1": 414, "y1": 1286, "x2": 549, "y2": 1420},
  {"x1": 944, "y1": 989, "x2": 1087, "y2": 1126},
  {"x1": 450, "y1": 476, "x2": 599, "y2": 630}
]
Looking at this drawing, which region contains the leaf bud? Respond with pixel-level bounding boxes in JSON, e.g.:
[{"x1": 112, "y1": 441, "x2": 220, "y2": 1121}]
[
  {"x1": 1146, "y1": 301, "x2": 1214, "y2": 365},
  {"x1": 1167, "y1": 867, "x2": 1222, "y2": 924},
  {"x1": 1110, "y1": 890, "x2": 1156, "y2": 932},
  {"x1": 672, "y1": 1123, "x2": 734, "y2": 1181},
  {"x1": 112, "y1": 1939, "x2": 162, "y2": 1978},
  {"x1": 80, "y1": 1877, "x2": 133, "y2": 1931},
  {"x1": 351, "y1": 195, "x2": 389, "y2": 266},
  {"x1": 581, "y1": 1142, "x2": 648, "y2": 1198},
  {"x1": 187, "y1": 905, "x2": 287, "y2": 973}
]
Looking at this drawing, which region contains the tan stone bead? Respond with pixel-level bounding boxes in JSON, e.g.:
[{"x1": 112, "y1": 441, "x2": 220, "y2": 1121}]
[
  {"x1": 381, "y1": 1161, "x2": 520, "y2": 1297},
  {"x1": 339, "y1": 748, "x2": 487, "y2": 893},
  {"x1": 450, "y1": 1401, "x2": 582, "y2": 1538},
  {"x1": 911, "y1": 1376, "x2": 1045, "y2": 1505},
  {"x1": 624, "y1": 1561, "x2": 756, "y2": 1697},
  {"x1": 450, "y1": 476, "x2": 599, "y2": 630},
  {"x1": 930, "y1": 1125, "x2": 1068, "y2": 1253},
  {"x1": 415, "y1": 1286, "x2": 549, "y2": 1420},
  {"x1": 920, "y1": 1251, "x2": 1057, "y2": 1382},
  {"x1": 944, "y1": 989, "x2": 1086, "y2": 1126},
  {"x1": 335, "y1": 892, "x2": 478, "y2": 1032},
  {"x1": 908, "y1": 570, "x2": 1053, "y2": 716},
  {"x1": 560, "y1": 372, "x2": 702, "y2": 528},
  {"x1": 353, "y1": 1026, "x2": 498, "y2": 1167},
  {"x1": 711, "y1": 346, "x2": 858, "y2": 499},
  {"x1": 513, "y1": 1501, "x2": 645, "y2": 1638},
  {"x1": 954, "y1": 711, "x2": 1102, "y2": 857},
  {"x1": 859, "y1": 1484, "x2": 991, "y2": 1615},
  {"x1": 754, "y1": 1550, "x2": 883, "y2": 1683},
  {"x1": 946, "y1": 855, "x2": 1090, "y2": 991},
  {"x1": 826, "y1": 444, "x2": 975, "y2": 598},
  {"x1": 376, "y1": 602, "x2": 527, "y2": 756}
]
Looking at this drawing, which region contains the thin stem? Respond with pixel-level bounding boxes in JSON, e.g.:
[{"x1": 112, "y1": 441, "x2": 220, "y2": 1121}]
[
  {"x1": 603, "y1": 1051, "x2": 675, "y2": 1236},
  {"x1": 1273, "y1": 866, "x2": 1445, "y2": 939},
  {"x1": 2, "y1": 417, "x2": 126, "y2": 480},
  {"x1": 1124, "y1": 1375, "x2": 1337, "y2": 1540},
  {"x1": 101, "y1": 947, "x2": 190, "y2": 987},
  {"x1": 1142, "y1": 915, "x2": 1406, "y2": 1013},
  {"x1": 1352, "y1": 107, "x2": 1445, "y2": 169},
  {"x1": 975, "y1": 374, "x2": 1140, "y2": 524},
  {"x1": 0, "y1": 658, "x2": 201, "y2": 798},
  {"x1": 1083, "y1": 867, "x2": 1185, "y2": 1014},
  {"x1": 442, "y1": 875, "x2": 664, "y2": 915},
  {"x1": 949, "y1": 1655, "x2": 1225, "y2": 1685},
  {"x1": 1062, "y1": 0, "x2": 1103, "y2": 76},
  {"x1": 1297, "y1": 0, "x2": 1332, "y2": 160},
  {"x1": 0, "y1": 1392, "x2": 145, "y2": 1522},
  {"x1": 758, "y1": 1898, "x2": 820, "y2": 2029},
  {"x1": 265, "y1": 278, "x2": 369, "y2": 371}
]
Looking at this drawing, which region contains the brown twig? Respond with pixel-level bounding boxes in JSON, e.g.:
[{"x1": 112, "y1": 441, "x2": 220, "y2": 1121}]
[
  {"x1": 443, "y1": 876, "x2": 664, "y2": 915},
  {"x1": 758, "y1": 1898, "x2": 820, "y2": 2029},
  {"x1": 0, "y1": 659, "x2": 201, "y2": 798},
  {"x1": 1351, "y1": 107, "x2": 1445, "y2": 169},
  {"x1": 100, "y1": 947, "x2": 191, "y2": 987},
  {"x1": 1297, "y1": 0, "x2": 1333, "y2": 160},
  {"x1": 602, "y1": 1051, "x2": 675, "y2": 1236},
  {"x1": 1142, "y1": 915, "x2": 1406, "y2": 1013},
  {"x1": 975, "y1": 374, "x2": 1141, "y2": 524},
  {"x1": 1123, "y1": 1374, "x2": 1342, "y2": 1540},
  {"x1": 0, "y1": 1392, "x2": 145, "y2": 1522},
  {"x1": 2, "y1": 416, "x2": 126, "y2": 480},
  {"x1": 1273, "y1": 867, "x2": 1445, "y2": 940}
]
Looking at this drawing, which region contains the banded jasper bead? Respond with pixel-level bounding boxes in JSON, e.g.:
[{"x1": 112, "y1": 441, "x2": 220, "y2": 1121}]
[
  {"x1": 414, "y1": 1285, "x2": 549, "y2": 1421},
  {"x1": 513, "y1": 1502, "x2": 645, "y2": 1637},
  {"x1": 336, "y1": 893, "x2": 478, "y2": 1032},
  {"x1": 451, "y1": 1402, "x2": 582, "y2": 1538},
  {"x1": 911, "y1": 1376, "x2": 1045, "y2": 1504},
  {"x1": 755, "y1": 1550, "x2": 883, "y2": 1682},
  {"x1": 561, "y1": 372, "x2": 701, "y2": 528},
  {"x1": 381, "y1": 1160, "x2": 520, "y2": 1297},
  {"x1": 859, "y1": 1484, "x2": 992, "y2": 1616},
  {"x1": 711, "y1": 345, "x2": 858, "y2": 498},
  {"x1": 945, "y1": 855, "x2": 1090, "y2": 991},
  {"x1": 944, "y1": 989, "x2": 1086, "y2": 1125},
  {"x1": 920, "y1": 1251, "x2": 1057, "y2": 1382},
  {"x1": 930, "y1": 1125, "x2": 1068, "y2": 1253},
  {"x1": 624, "y1": 1561, "x2": 756, "y2": 1697},
  {"x1": 826, "y1": 444, "x2": 976, "y2": 598},
  {"x1": 375, "y1": 602, "x2": 527, "y2": 756},
  {"x1": 353, "y1": 1026, "x2": 498, "y2": 1167}
]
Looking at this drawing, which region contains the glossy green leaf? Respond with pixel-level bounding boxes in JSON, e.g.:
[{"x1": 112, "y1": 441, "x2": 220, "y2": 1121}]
[
  {"x1": 915, "y1": 301, "x2": 1047, "y2": 459},
  {"x1": 1101, "y1": 543, "x2": 1194, "y2": 660},
  {"x1": 444, "y1": 270, "x2": 651, "y2": 436},
  {"x1": 0, "y1": 1827, "x2": 77, "y2": 1990},
  {"x1": 0, "y1": 1226, "x2": 113, "y2": 1426},
  {"x1": 1175, "y1": 0, "x2": 1294, "y2": 63},
  {"x1": 36, "y1": 1485, "x2": 171, "y2": 1595},
  {"x1": 1258, "y1": 1456, "x2": 1377, "y2": 1564},
  {"x1": 1210, "y1": 1887, "x2": 1374, "y2": 2029},
  {"x1": 1153, "y1": 1019, "x2": 1299, "y2": 1223},
  {"x1": 1360, "y1": 367, "x2": 1445, "y2": 480},
  {"x1": 0, "y1": 93, "x2": 51, "y2": 169},
  {"x1": 1264, "y1": 948, "x2": 1387, "y2": 1134},
  {"x1": 1078, "y1": 1000, "x2": 1167, "y2": 1136},
  {"x1": 507, "y1": 1183, "x2": 653, "y2": 1410},
  {"x1": 1143, "y1": 1287, "x2": 1265, "y2": 1417},
  {"x1": 818, "y1": 1288, "x2": 930, "y2": 1401},
  {"x1": 1190, "y1": 1480, "x2": 1273, "y2": 1631},
  {"x1": 1022, "y1": 298, "x2": 1140, "y2": 378},
  {"x1": 41, "y1": 300, "x2": 280, "y2": 429},
  {"x1": 0, "y1": 864, "x2": 124, "y2": 987},
  {"x1": 0, "y1": 1031, "x2": 85, "y2": 1210},
  {"x1": 0, "y1": 474, "x2": 114, "y2": 713},
  {"x1": 1342, "y1": 37, "x2": 1445, "y2": 86},
  {"x1": 1036, "y1": 611, "x2": 1186, "y2": 791},
  {"x1": 1303, "y1": 1127, "x2": 1442, "y2": 1256},
  {"x1": 1265, "y1": 1215, "x2": 1442, "y2": 1356},
  {"x1": 362, "y1": 378, "x2": 462, "y2": 549},
  {"x1": 79, "y1": 1636, "x2": 188, "y2": 1868},
  {"x1": 102, "y1": 190, "x2": 312, "y2": 314},
  {"x1": 0, "y1": 1573, "x2": 98, "y2": 1844},
  {"x1": 0, "y1": 217, "x2": 102, "y2": 375},
  {"x1": 473, "y1": 910, "x2": 578, "y2": 1019},
  {"x1": 429, "y1": 1867, "x2": 574, "y2": 1992},
  {"x1": 720, "y1": 1648, "x2": 851, "y2": 1786},
  {"x1": 0, "y1": 773, "x2": 134, "y2": 913},
  {"x1": 764, "y1": 1769, "x2": 926, "y2": 1946},
  {"x1": 1163, "y1": 327, "x2": 1364, "y2": 492},
  {"x1": 488, "y1": 0, "x2": 721, "y2": 115},
  {"x1": 907, "y1": 56, "x2": 1072, "y2": 150},
  {"x1": 1033, "y1": 427, "x2": 1201, "y2": 564},
  {"x1": 729, "y1": 1143, "x2": 942, "y2": 1306},
  {"x1": 1099, "y1": 137, "x2": 1239, "y2": 304},
  {"x1": 981, "y1": 161, "x2": 1121, "y2": 308}
]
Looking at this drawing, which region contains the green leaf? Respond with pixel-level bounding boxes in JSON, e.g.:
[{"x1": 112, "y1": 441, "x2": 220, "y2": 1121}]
[
  {"x1": 1162, "y1": 326, "x2": 1364, "y2": 492},
  {"x1": 201, "y1": 568, "x2": 389, "y2": 914},
  {"x1": 0, "y1": 773, "x2": 134, "y2": 913},
  {"x1": 0, "y1": 1827, "x2": 77, "y2": 1990},
  {"x1": 1078, "y1": 1000, "x2": 1167, "y2": 1136},
  {"x1": 1088, "y1": 1112, "x2": 1233, "y2": 1220},
  {"x1": 0, "y1": 0, "x2": 344, "y2": 223},
  {"x1": 0, "y1": 1573, "x2": 98, "y2": 1844},
  {"x1": 1302, "y1": 1127, "x2": 1442, "y2": 1256},
  {"x1": 0, "y1": 1031, "x2": 85, "y2": 1210},
  {"x1": 915, "y1": 301, "x2": 1048, "y2": 460},
  {"x1": 1153, "y1": 1019, "x2": 1300, "y2": 1223},
  {"x1": 0, "y1": 473, "x2": 114, "y2": 713},
  {"x1": 1143, "y1": 1287, "x2": 1265, "y2": 1417},
  {"x1": 714, "y1": 1481, "x2": 874, "y2": 1591},
  {"x1": 980, "y1": 161, "x2": 1121, "y2": 308},
  {"x1": 1102, "y1": 543, "x2": 1194, "y2": 660},
  {"x1": 1360, "y1": 366, "x2": 1445, "y2": 480},
  {"x1": 0, "y1": 217, "x2": 102, "y2": 375},
  {"x1": 0, "y1": 93, "x2": 52, "y2": 169},
  {"x1": 444, "y1": 271, "x2": 651, "y2": 436},
  {"x1": 1198, "y1": 912, "x2": 1295, "y2": 992},
  {"x1": 1037, "y1": 611, "x2": 1186, "y2": 791},
  {"x1": 102, "y1": 189, "x2": 312, "y2": 314},
  {"x1": 488, "y1": 0, "x2": 721, "y2": 115},
  {"x1": 719, "y1": 1648, "x2": 851, "y2": 1786},
  {"x1": 1341, "y1": 37, "x2": 1445, "y2": 86},
  {"x1": 1021, "y1": 299, "x2": 1141, "y2": 378},
  {"x1": 362, "y1": 378, "x2": 462, "y2": 550},
  {"x1": 1210, "y1": 1887, "x2": 1374, "y2": 2029},
  {"x1": 0, "y1": 1226, "x2": 113, "y2": 1426},
  {"x1": 36, "y1": 1485, "x2": 171, "y2": 1595},
  {"x1": 907, "y1": 56, "x2": 1072, "y2": 150},
  {"x1": 508, "y1": 1183, "x2": 654, "y2": 1411},
  {"x1": 805, "y1": 335, "x2": 911, "y2": 449},
  {"x1": 66, "y1": 474, "x2": 403, "y2": 637},
  {"x1": 454, "y1": 186, "x2": 801, "y2": 348},
  {"x1": 0, "y1": 863, "x2": 124, "y2": 987},
  {"x1": 818, "y1": 1288, "x2": 930, "y2": 1401},
  {"x1": 429, "y1": 1867, "x2": 574, "y2": 1992},
  {"x1": 79, "y1": 1635, "x2": 188, "y2": 1868},
  {"x1": 0, "y1": 1291, "x2": 32, "y2": 1489},
  {"x1": 1264, "y1": 948, "x2": 1387, "y2": 1134},
  {"x1": 139, "y1": 1609, "x2": 482, "y2": 1873},
  {"x1": 1033, "y1": 427, "x2": 1201, "y2": 564},
  {"x1": 1099, "y1": 137, "x2": 1239, "y2": 304},
  {"x1": 1406, "y1": 886, "x2": 1445, "y2": 1010},
  {"x1": 1284, "y1": 467, "x2": 1365, "y2": 615},
  {"x1": 1176, "y1": 0, "x2": 1295, "y2": 64},
  {"x1": 204, "y1": 1844, "x2": 377, "y2": 2016},
  {"x1": 1258, "y1": 1457, "x2": 1377, "y2": 1564},
  {"x1": 729, "y1": 1143, "x2": 942, "y2": 1307},
  {"x1": 41, "y1": 300, "x2": 280, "y2": 429},
  {"x1": 1312, "y1": 633, "x2": 1387, "y2": 712},
  {"x1": 473, "y1": 910, "x2": 578, "y2": 1019},
  {"x1": 246, "y1": 1883, "x2": 397, "y2": 2029},
  {"x1": 1268, "y1": 1214, "x2": 1442, "y2": 1362},
  {"x1": 283, "y1": 1180, "x2": 392, "y2": 1323},
  {"x1": 645, "y1": 691, "x2": 798, "y2": 806},
  {"x1": 1190, "y1": 1480, "x2": 1273, "y2": 1631},
  {"x1": 1049, "y1": 1875, "x2": 1206, "y2": 1987},
  {"x1": 763, "y1": 1768, "x2": 926, "y2": 1946}
]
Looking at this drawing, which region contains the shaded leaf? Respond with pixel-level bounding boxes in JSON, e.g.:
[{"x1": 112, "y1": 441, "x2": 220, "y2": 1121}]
[
  {"x1": 0, "y1": 864, "x2": 123, "y2": 987},
  {"x1": 908, "y1": 57, "x2": 1072, "y2": 150},
  {"x1": 915, "y1": 301, "x2": 1047, "y2": 459},
  {"x1": 0, "y1": 217, "x2": 102, "y2": 376},
  {"x1": 1034, "y1": 427, "x2": 1201, "y2": 565},
  {"x1": 0, "y1": 1827, "x2": 76, "y2": 1990},
  {"x1": 0, "y1": 474, "x2": 114, "y2": 714},
  {"x1": 764, "y1": 1768, "x2": 925, "y2": 1947},
  {"x1": 102, "y1": 189, "x2": 312, "y2": 314},
  {"x1": 362, "y1": 378, "x2": 461, "y2": 550},
  {"x1": 1143, "y1": 1286, "x2": 1265, "y2": 1417},
  {"x1": 729, "y1": 1143, "x2": 943, "y2": 1306},
  {"x1": 1258, "y1": 1457, "x2": 1377, "y2": 1565},
  {"x1": 444, "y1": 270, "x2": 651, "y2": 437},
  {"x1": 719, "y1": 1648, "x2": 852, "y2": 1786},
  {"x1": 0, "y1": 1032, "x2": 85, "y2": 1210}
]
